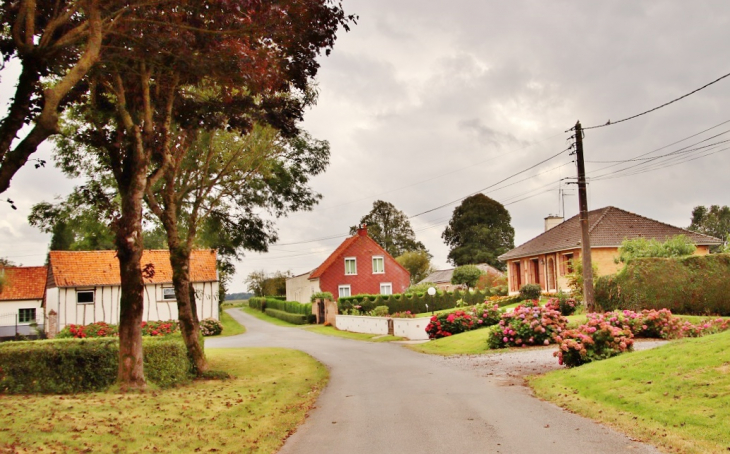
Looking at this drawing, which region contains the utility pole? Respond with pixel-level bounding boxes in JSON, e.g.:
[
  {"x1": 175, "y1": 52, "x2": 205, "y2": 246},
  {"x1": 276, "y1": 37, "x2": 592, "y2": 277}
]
[{"x1": 574, "y1": 121, "x2": 595, "y2": 312}]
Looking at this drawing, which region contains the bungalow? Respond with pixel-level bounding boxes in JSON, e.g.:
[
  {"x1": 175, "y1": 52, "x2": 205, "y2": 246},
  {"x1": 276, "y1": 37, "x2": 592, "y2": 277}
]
[
  {"x1": 286, "y1": 225, "x2": 410, "y2": 302},
  {"x1": 419, "y1": 263, "x2": 504, "y2": 291},
  {"x1": 0, "y1": 266, "x2": 47, "y2": 338},
  {"x1": 45, "y1": 249, "x2": 220, "y2": 336},
  {"x1": 498, "y1": 206, "x2": 722, "y2": 294}
]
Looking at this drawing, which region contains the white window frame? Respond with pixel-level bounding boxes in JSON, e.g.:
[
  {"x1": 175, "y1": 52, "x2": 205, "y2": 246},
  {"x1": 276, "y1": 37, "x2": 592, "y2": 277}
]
[
  {"x1": 162, "y1": 287, "x2": 176, "y2": 301},
  {"x1": 372, "y1": 256, "x2": 385, "y2": 274},
  {"x1": 338, "y1": 285, "x2": 351, "y2": 298},
  {"x1": 18, "y1": 308, "x2": 36, "y2": 324},
  {"x1": 380, "y1": 282, "x2": 393, "y2": 295},
  {"x1": 77, "y1": 289, "x2": 95, "y2": 305},
  {"x1": 344, "y1": 257, "x2": 357, "y2": 275}
]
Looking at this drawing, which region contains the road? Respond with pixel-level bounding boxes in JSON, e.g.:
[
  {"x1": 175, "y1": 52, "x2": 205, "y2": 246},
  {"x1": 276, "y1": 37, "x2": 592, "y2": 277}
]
[{"x1": 207, "y1": 309, "x2": 660, "y2": 454}]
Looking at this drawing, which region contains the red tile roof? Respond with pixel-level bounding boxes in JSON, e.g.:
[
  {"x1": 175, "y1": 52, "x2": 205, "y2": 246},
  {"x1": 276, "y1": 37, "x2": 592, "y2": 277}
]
[
  {"x1": 0, "y1": 266, "x2": 47, "y2": 301},
  {"x1": 499, "y1": 206, "x2": 723, "y2": 260},
  {"x1": 48, "y1": 250, "x2": 217, "y2": 288},
  {"x1": 309, "y1": 236, "x2": 359, "y2": 279}
]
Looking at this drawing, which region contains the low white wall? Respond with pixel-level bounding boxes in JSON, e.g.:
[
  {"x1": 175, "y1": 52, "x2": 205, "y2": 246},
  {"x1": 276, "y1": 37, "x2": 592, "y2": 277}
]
[{"x1": 335, "y1": 315, "x2": 430, "y2": 341}]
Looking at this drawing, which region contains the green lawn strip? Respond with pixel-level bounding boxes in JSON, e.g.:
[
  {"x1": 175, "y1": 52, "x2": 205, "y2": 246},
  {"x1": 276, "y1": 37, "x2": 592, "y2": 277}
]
[
  {"x1": 302, "y1": 325, "x2": 404, "y2": 342},
  {"x1": 528, "y1": 330, "x2": 730, "y2": 454},
  {"x1": 240, "y1": 305, "x2": 299, "y2": 327},
  {"x1": 415, "y1": 308, "x2": 453, "y2": 318},
  {"x1": 216, "y1": 309, "x2": 246, "y2": 337},
  {"x1": 406, "y1": 326, "x2": 496, "y2": 356},
  {"x1": 0, "y1": 348, "x2": 327, "y2": 454}
]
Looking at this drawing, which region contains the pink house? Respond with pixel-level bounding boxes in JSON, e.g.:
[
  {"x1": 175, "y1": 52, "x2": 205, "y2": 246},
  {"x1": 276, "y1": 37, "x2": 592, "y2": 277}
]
[{"x1": 308, "y1": 226, "x2": 411, "y2": 299}]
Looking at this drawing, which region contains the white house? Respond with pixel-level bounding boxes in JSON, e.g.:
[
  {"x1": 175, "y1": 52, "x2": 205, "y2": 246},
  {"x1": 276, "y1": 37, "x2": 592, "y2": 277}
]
[
  {"x1": 44, "y1": 250, "x2": 220, "y2": 336},
  {"x1": 0, "y1": 266, "x2": 47, "y2": 338},
  {"x1": 285, "y1": 270, "x2": 321, "y2": 304}
]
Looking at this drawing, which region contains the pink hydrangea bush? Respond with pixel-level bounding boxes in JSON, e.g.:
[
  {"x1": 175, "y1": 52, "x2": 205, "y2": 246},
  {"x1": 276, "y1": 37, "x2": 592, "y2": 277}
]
[
  {"x1": 554, "y1": 319, "x2": 634, "y2": 368},
  {"x1": 425, "y1": 310, "x2": 475, "y2": 339},
  {"x1": 390, "y1": 311, "x2": 416, "y2": 318},
  {"x1": 471, "y1": 302, "x2": 503, "y2": 327},
  {"x1": 487, "y1": 304, "x2": 567, "y2": 349}
]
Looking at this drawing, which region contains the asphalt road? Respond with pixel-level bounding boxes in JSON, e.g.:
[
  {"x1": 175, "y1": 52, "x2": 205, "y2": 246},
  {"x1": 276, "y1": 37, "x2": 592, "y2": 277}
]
[{"x1": 207, "y1": 309, "x2": 661, "y2": 454}]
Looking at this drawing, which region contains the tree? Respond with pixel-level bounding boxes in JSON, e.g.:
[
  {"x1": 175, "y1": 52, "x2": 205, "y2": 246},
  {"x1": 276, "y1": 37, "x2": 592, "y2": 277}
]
[
  {"x1": 245, "y1": 270, "x2": 267, "y2": 297},
  {"x1": 442, "y1": 194, "x2": 514, "y2": 269},
  {"x1": 615, "y1": 235, "x2": 696, "y2": 264},
  {"x1": 350, "y1": 200, "x2": 427, "y2": 257},
  {"x1": 451, "y1": 264, "x2": 483, "y2": 289},
  {"x1": 396, "y1": 251, "x2": 433, "y2": 285},
  {"x1": 688, "y1": 205, "x2": 730, "y2": 251}
]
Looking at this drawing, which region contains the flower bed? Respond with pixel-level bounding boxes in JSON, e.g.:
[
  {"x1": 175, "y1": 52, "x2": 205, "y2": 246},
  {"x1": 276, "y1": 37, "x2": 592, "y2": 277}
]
[
  {"x1": 554, "y1": 319, "x2": 634, "y2": 368},
  {"x1": 487, "y1": 304, "x2": 567, "y2": 348},
  {"x1": 56, "y1": 319, "x2": 222, "y2": 339}
]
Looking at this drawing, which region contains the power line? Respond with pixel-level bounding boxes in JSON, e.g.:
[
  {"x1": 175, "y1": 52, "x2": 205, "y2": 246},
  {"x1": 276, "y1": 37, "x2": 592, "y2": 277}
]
[{"x1": 569, "y1": 71, "x2": 730, "y2": 131}]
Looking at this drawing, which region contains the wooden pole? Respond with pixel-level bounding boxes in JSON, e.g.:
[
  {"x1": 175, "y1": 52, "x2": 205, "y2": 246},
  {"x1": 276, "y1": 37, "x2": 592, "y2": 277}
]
[{"x1": 574, "y1": 121, "x2": 595, "y2": 311}]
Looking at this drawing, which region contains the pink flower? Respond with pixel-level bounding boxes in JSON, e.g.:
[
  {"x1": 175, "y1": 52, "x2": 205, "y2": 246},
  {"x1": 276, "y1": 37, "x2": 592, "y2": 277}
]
[{"x1": 543, "y1": 339, "x2": 549, "y2": 345}]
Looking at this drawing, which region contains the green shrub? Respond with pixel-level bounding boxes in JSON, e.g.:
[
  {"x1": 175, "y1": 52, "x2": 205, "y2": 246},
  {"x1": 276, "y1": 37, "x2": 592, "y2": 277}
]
[
  {"x1": 451, "y1": 265, "x2": 483, "y2": 288},
  {"x1": 519, "y1": 283, "x2": 542, "y2": 300},
  {"x1": 251, "y1": 297, "x2": 311, "y2": 316},
  {"x1": 0, "y1": 337, "x2": 193, "y2": 394},
  {"x1": 368, "y1": 306, "x2": 389, "y2": 317},
  {"x1": 472, "y1": 302, "x2": 503, "y2": 327},
  {"x1": 545, "y1": 292, "x2": 578, "y2": 316},
  {"x1": 264, "y1": 308, "x2": 307, "y2": 325},
  {"x1": 594, "y1": 254, "x2": 730, "y2": 315},
  {"x1": 310, "y1": 291, "x2": 334, "y2": 302},
  {"x1": 338, "y1": 289, "x2": 491, "y2": 315},
  {"x1": 248, "y1": 297, "x2": 267, "y2": 311},
  {"x1": 199, "y1": 318, "x2": 223, "y2": 336}
]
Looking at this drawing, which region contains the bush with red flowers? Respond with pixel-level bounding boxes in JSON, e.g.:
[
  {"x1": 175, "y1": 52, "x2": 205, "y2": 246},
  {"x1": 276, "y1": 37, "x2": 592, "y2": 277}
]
[{"x1": 425, "y1": 310, "x2": 476, "y2": 339}]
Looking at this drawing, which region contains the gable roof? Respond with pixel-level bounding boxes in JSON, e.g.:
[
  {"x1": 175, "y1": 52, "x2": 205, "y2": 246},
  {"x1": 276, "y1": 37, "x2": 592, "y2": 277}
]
[
  {"x1": 0, "y1": 266, "x2": 47, "y2": 301},
  {"x1": 419, "y1": 263, "x2": 504, "y2": 285},
  {"x1": 309, "y1": 231, "x2": 409, "y2": 279},
  {"x1": 499, "y1": 206, "x2": 723, "y2": 261},
  {"x1": 48, "y1": 250, "x2": 218, "y2": 288}
]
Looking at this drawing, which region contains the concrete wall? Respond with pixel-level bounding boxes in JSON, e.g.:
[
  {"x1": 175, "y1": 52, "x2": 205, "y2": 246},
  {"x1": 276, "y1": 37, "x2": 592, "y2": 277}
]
[
  {"x1": 44, "y1": 281, "x2": 219, "y2": 335},
  {"x1": 286, "y1": 273, "x2": 321, "y2": 303},
  {"x1": 335, "y1": 315, "x2": 430, "y2": 340}
]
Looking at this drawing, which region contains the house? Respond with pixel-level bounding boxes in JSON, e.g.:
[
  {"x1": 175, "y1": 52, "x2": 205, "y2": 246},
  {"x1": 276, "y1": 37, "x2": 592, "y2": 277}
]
[
  {"x1": 419, "y1": 264, "x2": 504, "y2": 291},
  {"x1": 0, "y1": 266, "x2": 47, "y2": 338},
  {"x1": 285, "y1": 270, "x2": 321, "y2": 304},
  {"x1": 288, "y1": 225, "x2": 410, "y2": 302},
  {"x1": 498, "y1": 206, "x2": 723, "y2": 294},
  {"x1": 44, "y1": 249, "x2": 220, "y2": 336}
]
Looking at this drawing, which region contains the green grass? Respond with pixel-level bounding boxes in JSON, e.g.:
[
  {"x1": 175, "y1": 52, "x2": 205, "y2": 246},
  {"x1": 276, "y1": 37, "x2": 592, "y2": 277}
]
[
  {"x1": 302, "y1": 325, "x2": 404, "y2": 342},
  {"x1": 239, "y1": 305, "x2": 299, "y2": 327},
  {"x1": 0, "y1": 348, "x2": 327, "y2": 453},
  {"x1": 406, "y1": 326, "x2": 496, "y2": 356},
  {"x1": 217, "y1": 310, "x2": 246, "y2": 337},
  {"x1": 529, "y1": 330, "x2": 730, "y2": 453}
]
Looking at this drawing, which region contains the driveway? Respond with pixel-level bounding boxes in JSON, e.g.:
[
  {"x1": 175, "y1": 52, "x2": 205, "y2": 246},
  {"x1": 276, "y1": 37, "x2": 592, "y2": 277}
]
[{"x1": 207, "y1": 309, "x2": 661, "y2": 454}]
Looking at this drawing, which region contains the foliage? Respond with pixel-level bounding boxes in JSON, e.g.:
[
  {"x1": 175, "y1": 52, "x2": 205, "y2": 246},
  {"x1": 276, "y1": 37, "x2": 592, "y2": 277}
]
[
  {"x1": 404, "y1": 282, "x2": 437, "y2": 294},
  {"x1": 199, "y1": 318, "x2": 224, "y2": 336},
  {"x1": 594, "y1": 254, "x2": 730, "y2": 315},
  {"x1": 426, "y1": 310, "x2": 476, "y2": 339},
  {"x1": 246, "y1": 270, "x2": 293, "y2": 297},
  {"x1": 565, "y1": 259, "x2": 598, "y2": 303},
  {"x1": 350, "y1": 200, "x2": 428, "y2": 257},
  {"x1": 616, "y1": 235, "x2": 696, "y2": 264},
  {"x1": 56, "y1": 321, "x2": 180, "y2": 339},
  {"x1": 688, "y1": 204, "x2": 730, "y2": 251},
  {"x1": 487, "y1": 304, "x2": 567, "y2": 349},
  {"x1": 451, "y1": 265, "x2": 483, "y2": 288},
  {"x1": 554, "y1": 319, "x2": 634, "y2": 368},
  {"x1": 442, "y1": 194, "x2": 515, "y2": 269},
  {"x1": 396, "y1": 250, "x2": 434, "y2": 284},
  {"x1": 519, "y1": 283, "x2": 542, "y2": 300},
  {"x1": 141, "y1": 320, "x2": 180, "y2": 337},
  {"x1": 545, "y1": 292, "x2": 578, "y2": 316},
  {"x1": 249, "y1": 297, "x2": 311, "y2": 317},
  {"x1": 475, "y1": 272, "x2": 507, "y2": 291},
  {"x1": 368, "y1": 306, "x2": 390, "y2": 317},
  {"x1": 264, "y1": 309, "x2": 308, "y2": 325},
  {"x1": 338, "y1": 289, "x2": 493, "y2": 315},
  {"x1": 310, "y1": 291, "x2": 334, "y2": 302},
  {"x1": 0, "y1": 337, "x2": 192, "y2": 393},
  {"x1": 472, "y1": 302, "x2": 503, "y2": 327},
  {"x1": 390, "y1": 311, "x2": 416, "y2": 319}
]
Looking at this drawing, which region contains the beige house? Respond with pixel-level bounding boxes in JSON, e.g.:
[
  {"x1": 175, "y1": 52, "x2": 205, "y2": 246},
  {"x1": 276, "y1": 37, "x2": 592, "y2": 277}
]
[
  {"x1": 285, "y1": 271, "x2": 321, "y2": 304},
  {"x1": 498, "y1": 206, "x2": 722, "y2": 294}
]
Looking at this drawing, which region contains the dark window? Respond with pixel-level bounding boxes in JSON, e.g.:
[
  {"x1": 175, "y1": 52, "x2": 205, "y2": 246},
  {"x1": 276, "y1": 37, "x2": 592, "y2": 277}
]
[
  {"x1": 162, "y1": 288, "x2": 176, "y2": 300},
  {"x1": 19, "y1": 308, "x2": 36, "y2": 323},
  {"x1": 77, "y1": 290, "x2": 94, "y2": 304}
]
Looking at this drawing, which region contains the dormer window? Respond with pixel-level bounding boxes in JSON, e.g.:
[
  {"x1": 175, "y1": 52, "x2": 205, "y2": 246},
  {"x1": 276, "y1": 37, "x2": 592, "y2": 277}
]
[{"x1": 345, "y1": 257, "x2": 357, "y2": 275}]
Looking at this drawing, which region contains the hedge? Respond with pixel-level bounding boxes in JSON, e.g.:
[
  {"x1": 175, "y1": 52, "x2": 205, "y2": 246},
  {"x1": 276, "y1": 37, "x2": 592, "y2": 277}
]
[
  {"x1": 338, "y1": 289, "x2": 493, "y2": 314},
  {"x1": 249, "y1": 297, "x2": 311, "y2": 315},
  {"x1": 594, "y1": 254, "x2": 730, "y2": 315},
  {"x1": 0, "y1": 335, "x2": 194, "y2": 394},
  {"x1": 264, "y1": 308, "x2": 308, "y2": 325}
]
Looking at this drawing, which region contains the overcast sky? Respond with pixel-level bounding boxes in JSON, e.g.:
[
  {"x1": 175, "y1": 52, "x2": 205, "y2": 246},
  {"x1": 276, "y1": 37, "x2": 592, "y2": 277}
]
[{"x1": 2, "y1": 1, "x2": 730, "y2": 293}]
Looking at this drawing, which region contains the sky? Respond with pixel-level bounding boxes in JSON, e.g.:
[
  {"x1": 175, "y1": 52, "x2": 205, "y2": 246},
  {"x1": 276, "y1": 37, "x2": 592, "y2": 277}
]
[{"x1": 2, "y1": 1, "x2": 730, "y2": 293}]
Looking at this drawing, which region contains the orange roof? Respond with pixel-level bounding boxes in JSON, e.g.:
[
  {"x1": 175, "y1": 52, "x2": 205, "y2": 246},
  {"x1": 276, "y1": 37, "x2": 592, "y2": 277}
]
[
  {"x1": 0, "y1": 266, "x2": 47, "y2": 301},
  {"x1": 48, "y1": 250, "x2": 217, "y2": 288}
]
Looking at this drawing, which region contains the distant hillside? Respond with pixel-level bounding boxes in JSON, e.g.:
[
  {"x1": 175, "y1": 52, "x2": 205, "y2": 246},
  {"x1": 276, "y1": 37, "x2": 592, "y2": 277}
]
[{"x1": 226, "y1": 292, "x2": 254, "y2": 301}]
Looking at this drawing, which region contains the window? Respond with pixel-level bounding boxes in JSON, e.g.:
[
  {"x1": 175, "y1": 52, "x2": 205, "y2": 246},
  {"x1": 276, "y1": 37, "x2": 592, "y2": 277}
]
[
  {"x1": 562, "y1": 253, "x2": 574, "y2": 275},
  {"x1": 345, "y1": 257, "x2": 357, "y2": 275},
  {"x1": 380, "y1": 283, "x2": 392, "y2": 295},
  {"x1": 77, "y1": 290, "x2": 94, "y2": 304},
  {"x1": 372, "y1": 256, "x2": 384, "y2": 274},
  {"x1": 162, "y1": 288, "x2": 176, "y2": 301},
  {"x1": 18, "y1": 308, "x2": 36, "y2": 324},
  {"x1": 338, "y1": 285, "x2": 351, "y2": 298}
]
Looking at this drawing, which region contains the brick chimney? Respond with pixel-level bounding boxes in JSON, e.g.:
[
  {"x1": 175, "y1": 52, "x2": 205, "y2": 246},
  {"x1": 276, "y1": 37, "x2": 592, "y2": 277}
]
[{"x1": 357, "y1": 223, "x2": 368, "y2": 236}]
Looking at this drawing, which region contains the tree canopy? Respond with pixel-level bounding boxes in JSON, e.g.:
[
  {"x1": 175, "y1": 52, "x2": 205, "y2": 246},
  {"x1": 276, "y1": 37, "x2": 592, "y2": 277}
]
[
  {"x1": 616, "y1": 235, "x2": 696, "y2": 264},
  {"x1": 350, "y1": 200, "x2": 427, "y2": 258},
  {"x1": 442, "y1": 194, "x2": 514, "y2": 269},
  {"x1": 395, "y1": 250, "x2": 433, "y2": 285},
  {"x1": 688, "y1": 205, "x2": 730, "y2": 251},
  {"x1": 451, "y1": 264, "x2": 483, "y2": 289}
]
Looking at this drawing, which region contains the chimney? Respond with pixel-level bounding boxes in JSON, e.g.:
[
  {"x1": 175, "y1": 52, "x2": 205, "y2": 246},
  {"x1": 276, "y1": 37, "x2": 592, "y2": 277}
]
[
  {"x1": 544, "y1": 215, "x2": 564, "y2": 232},
  {"x1": 357, "y1": 223, "x2": 368, "y2": 236}
]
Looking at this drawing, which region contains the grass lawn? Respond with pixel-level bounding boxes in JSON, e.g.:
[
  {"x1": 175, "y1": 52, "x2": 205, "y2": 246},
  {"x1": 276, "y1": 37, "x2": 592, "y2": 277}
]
[
  {"x1": 302, "y1": 325, "x2": 403, "y2": 342},
  {"x1": 0, "y1": 348, "x2": 327, "y2": 454},
  {"x1": 529, "y1": 330, "x2": 730, "y2": 453},
  {"x1": 217, "y1": 309, "x2": 246, "y2": 337},
  {"x1": 406, "y1": 326, "x2": 496, "y2": 356}
]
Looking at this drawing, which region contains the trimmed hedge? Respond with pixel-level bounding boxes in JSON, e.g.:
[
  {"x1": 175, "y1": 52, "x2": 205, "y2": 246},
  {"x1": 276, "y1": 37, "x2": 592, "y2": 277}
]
[
  {"x1": 264, "y1": 308, "x2": 308, "y2": 325},
  {"x1": 249, "y1": 297, "x2": 311, "y2": 315},
  {"x1": 337, "y1": 289, "x2": 493, "y2": 315},
  {"x1": 595, "y1": 254, "x2": 730, "y2": 315},
  {"x1": 0, "y1": 336, "x2": 193, "y2": 394}
]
